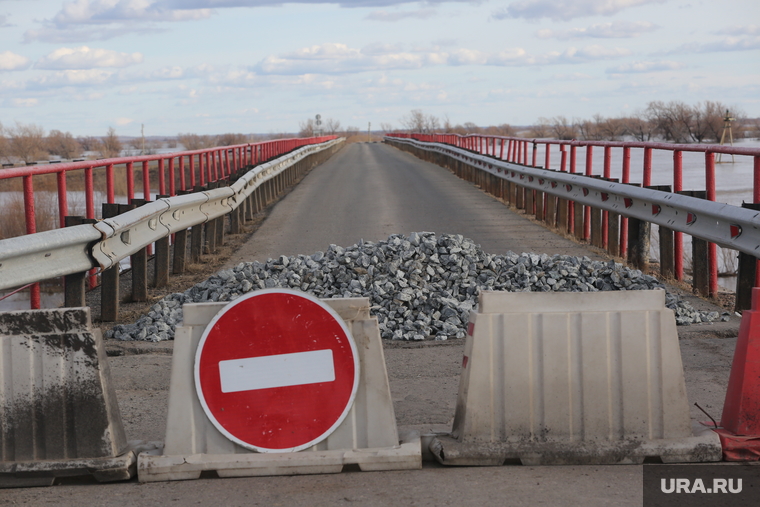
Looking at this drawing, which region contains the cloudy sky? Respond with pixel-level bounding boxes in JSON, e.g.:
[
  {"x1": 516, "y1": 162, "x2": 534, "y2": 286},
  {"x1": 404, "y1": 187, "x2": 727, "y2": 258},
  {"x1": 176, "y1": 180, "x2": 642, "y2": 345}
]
[{"x1": 0, "y1": 0, "x2": 758, "y2": 137}]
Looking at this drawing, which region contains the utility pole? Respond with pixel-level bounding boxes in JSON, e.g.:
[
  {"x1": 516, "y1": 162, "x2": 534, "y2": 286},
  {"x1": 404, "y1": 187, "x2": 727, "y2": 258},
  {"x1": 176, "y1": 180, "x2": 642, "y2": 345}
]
[
  {"x1": 717, "y1": 110, "x2": 735, "y2": 164},
  {"x1": 368, "y1": 122, "x2": 371, "y2": 143}
]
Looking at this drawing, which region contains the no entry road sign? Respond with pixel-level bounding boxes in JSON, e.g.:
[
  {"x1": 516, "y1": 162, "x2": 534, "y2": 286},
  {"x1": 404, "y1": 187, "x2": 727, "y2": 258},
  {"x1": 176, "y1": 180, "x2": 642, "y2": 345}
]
[{"x1": 194, "y1": 289, "x2": 359, "y2": 453}]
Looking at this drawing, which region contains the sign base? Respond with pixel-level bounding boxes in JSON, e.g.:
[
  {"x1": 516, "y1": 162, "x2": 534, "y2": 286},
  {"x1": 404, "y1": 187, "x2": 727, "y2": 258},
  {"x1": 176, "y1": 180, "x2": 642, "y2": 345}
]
[{"x1": 138, "y1": 298, "x2": 421, "y2": 482}]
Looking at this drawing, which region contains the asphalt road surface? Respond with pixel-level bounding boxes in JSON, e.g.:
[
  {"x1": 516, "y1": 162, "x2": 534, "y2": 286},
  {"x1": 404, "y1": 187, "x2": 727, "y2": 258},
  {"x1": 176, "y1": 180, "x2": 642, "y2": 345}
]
[
  {"x1": 3, "y1": 142, "x2": 743, "y2": 507},
  {"x1": 223, "y1": 141, "x2": 598, "y2": 268}
]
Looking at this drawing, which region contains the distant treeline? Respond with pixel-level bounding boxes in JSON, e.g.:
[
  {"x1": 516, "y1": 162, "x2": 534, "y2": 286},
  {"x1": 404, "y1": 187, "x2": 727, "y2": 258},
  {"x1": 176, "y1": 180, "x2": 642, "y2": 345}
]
[
  {"x1": 394, "y1": 101, "x2": 759, "y2": 143},
  {"x1": 0, "y1": 123, "x2": 295, "y2": 165}
]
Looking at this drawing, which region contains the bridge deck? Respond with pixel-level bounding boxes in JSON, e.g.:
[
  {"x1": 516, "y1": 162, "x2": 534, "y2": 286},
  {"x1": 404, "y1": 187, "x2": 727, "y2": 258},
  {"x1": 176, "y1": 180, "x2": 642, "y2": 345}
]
[{"x1": 224, "y1": 141, "x2": 600, "y2": 268}]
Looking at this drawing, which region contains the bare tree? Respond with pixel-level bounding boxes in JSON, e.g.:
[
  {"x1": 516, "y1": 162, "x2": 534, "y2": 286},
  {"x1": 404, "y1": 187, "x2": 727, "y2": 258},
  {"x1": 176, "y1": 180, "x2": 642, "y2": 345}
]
[
  {"x1": 483, "y1": 124, "x2": 516, "y2": 137},
  {"x1": 424, "y1": 114, "x2": 441, "y2": 133},
  {"x1": 7, "y1": 122, "x2": 48, "y2": 164},
  {"x1": 325, "y1": 118, "x2": 341, "y2": 135},
  {"x1": 379, "y1": 122, "x2": 393, "y2": 133},
  {"x1": 100, "y1": 127, "x2": 122, "y2": 159},
  {"x1": 299, "y1": 118, "x2": 315, "y2": 137},
  {"x1": 47, "y1": 130, "x2": 82, "y2": 159},
  {"x1": 0, "y1": 122, "x2": 9, "y2": 163},
  {"x1": 462, "y1": 122, "x2": 480, "y2": 134},
  {"x1": 178, "y1": 133, "x2": 215, "y2": 150},
  {"x1": 442, "y1": 115, "x2": 453, "y2": 132},
  {"x1": 596, "y1": 116, "x2": 626, "y2": 141},
  {"x1": 621, "y1": 114, "x2": 656, "y2": 141},
  {"x1": 344, "y1": 126, "x2": 360, "y2": 136},
  {"x1": 527, "y1": 118, "x2": 552, "y2": 138},
  {"x1": 77, "y1": 136, "x2": 101, "y2": 152},
  {"x1": 550, "y1": 116, "x2": 577, "y2": 140},
  {"x1": 400, "y1": 109, "x2": 427, "y2": 133},
  {"x1": 216, "y1": 133, "x2": 248, "y2": 146}
]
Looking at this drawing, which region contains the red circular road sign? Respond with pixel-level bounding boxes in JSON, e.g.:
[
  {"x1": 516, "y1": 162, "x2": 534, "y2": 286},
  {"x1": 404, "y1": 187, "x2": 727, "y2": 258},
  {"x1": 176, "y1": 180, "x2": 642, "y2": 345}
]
[{"x1": 194, "y1": 289, "x2": 359, "y2": 453}]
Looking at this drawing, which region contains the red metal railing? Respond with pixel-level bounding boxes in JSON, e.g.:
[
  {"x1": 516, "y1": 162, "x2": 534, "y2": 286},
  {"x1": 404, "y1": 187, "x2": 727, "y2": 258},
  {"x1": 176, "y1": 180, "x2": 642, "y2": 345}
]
[
  {"x1": 0, "y1": 136, "x2": 337, "y2": 308},
  {"x1": 390, "y1": 132, "x2": 760, "y2": 297}
]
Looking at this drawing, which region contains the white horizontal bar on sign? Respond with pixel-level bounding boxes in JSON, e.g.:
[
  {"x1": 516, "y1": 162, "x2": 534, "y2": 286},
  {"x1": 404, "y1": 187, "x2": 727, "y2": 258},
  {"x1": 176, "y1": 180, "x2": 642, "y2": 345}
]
[{"x1": 218, "y1": 349, "x2": 336, "y2": 393}]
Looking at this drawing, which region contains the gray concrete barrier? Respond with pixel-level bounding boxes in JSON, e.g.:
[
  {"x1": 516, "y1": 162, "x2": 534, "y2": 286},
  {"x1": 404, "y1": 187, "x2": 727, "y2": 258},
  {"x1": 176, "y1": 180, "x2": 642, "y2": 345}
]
[
  {"x1": 430, "y1": 290, "x2": 722, "y2": 466},
  {"x1": 0, "y1": 308, "x2": 135, "y2": 487}
]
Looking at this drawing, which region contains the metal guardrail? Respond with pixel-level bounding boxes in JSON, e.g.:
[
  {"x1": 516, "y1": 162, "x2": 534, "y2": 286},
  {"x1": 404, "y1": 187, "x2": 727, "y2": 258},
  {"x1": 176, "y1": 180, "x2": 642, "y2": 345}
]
[
  {"x1": 387, "y1": 137, "x2": 760, "y2": 257},
  {"x1": 0, "y1": 138, "x2": 344, "y2": 292}
]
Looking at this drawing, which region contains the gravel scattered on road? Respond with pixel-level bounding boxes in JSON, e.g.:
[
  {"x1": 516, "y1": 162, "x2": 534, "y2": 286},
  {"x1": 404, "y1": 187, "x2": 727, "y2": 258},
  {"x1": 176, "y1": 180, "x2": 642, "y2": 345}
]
[{"x1": 106, "y1": 232, "x2": 727, "y2": 342}]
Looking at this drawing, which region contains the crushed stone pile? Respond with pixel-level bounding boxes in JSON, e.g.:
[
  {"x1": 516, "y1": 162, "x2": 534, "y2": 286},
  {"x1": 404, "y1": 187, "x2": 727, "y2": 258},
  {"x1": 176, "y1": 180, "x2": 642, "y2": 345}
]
[{"x1": 106, "y1": 232, "x2": 728, "y2": 342}]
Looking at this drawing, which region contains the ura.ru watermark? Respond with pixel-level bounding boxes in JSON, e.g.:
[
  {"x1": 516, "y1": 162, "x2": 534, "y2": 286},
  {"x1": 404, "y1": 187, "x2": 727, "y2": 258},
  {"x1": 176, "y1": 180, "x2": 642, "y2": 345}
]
[{"x1": 660, "y1": 477, "x2": 742, "y2": 494}]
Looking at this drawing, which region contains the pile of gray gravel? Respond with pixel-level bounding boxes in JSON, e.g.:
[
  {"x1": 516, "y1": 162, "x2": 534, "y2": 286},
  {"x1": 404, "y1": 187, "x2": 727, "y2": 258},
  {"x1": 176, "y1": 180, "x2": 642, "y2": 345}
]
[{"x1": 106, "y1": 232, "x2": 726, "y2": 342}]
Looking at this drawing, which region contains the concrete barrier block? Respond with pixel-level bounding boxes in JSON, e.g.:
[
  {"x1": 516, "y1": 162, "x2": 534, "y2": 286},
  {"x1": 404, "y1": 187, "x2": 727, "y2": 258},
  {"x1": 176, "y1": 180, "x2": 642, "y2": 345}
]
[
  {"x1": 139, "y1": 298, "x2": 420, "y2": 482},
  {"x1": 433, "y1": 290, "x2": 722, "y2": 465},
  {"x1": 0, "y1": 308, "x2": 135, "y2": 486}
]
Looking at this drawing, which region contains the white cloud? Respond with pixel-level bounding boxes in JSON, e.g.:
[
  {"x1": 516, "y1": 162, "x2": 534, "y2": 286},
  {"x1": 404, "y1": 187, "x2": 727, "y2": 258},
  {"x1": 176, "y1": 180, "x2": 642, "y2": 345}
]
[
  {"x1": 0, "y1": 51, "x2": 31, "y2": 71},
  {"x1": 12, "y1": 98, "x2": 39, "y2": 107},
  {"x1": 52, "y1": 0, "x2": 213, "y2": 25},
  {"x1": 25, "y1": 0, "x2": 472, "y2": 41},
  {"x1": 664, "y1": 36, "x2": 760, "y2": 54},
  {"x1": 365, "y1": 9, "x2": 437, "y2": 22},
  {"x1": 715, "y1": 25, "x2": 760, "y2": 36},
  {"x1": 551, "y1": 72, "x2": 594, "y2": 81},
  {"x1": 115, "y1": 117, "x2": 133, "y2": 125},
  {"x1": 606, "y1": 60, "x2": 685, "y2": 73},
  {"x1": 24, "y1": 0, "x2": 212, "y2": 42},
  {"x1": 27, "y1": 69, "x2": 115, "y2": 89},
  {"x1": 547, "y1": 45, "x2": 631, "y2": 64},
  {"x1": 492, "y1": 0, "x2": 666, "y2": 21},
  {"x1": 537, "y1": 21, "x2": 658, "y2": 39},
  {"x1": 253, "y1": 42, "x2": 630, "y2": 76},
  {"x1": 36, "y1": 46, "x2": 143, "y2": 70}
]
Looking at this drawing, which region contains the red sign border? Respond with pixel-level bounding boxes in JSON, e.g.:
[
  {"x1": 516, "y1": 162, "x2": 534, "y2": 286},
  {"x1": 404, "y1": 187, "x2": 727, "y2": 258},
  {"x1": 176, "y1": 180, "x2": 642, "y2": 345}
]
[{"x1": 193, "y1": 289, "x2": 360, "y2": 453}]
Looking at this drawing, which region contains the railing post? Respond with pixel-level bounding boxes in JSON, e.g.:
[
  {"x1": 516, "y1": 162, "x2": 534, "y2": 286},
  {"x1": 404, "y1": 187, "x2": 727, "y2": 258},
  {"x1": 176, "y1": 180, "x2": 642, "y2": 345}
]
[
  {"x1": 627, "y1": 217, "x2": 650, "y2": 273},
  {"x1": 602, "y1": 146, "x2": 612, "y2": 248},
  {"x1": 106, "y1": 163, "x2": 115, "y2": 203},
  {"x1": 706, "y1": 151, "x2": 718, "y2": 297},
  {"x1": 650, "y1": 185, "x2": 674, "y2": 279},
  {"x1": 673, "y1": 150, "x2": 683, "y2": 280},
  {"x1": 606, "y1": 178, "x2": 621, "y2": 257},
  {"x1": 154, "y1": 194, "x2": 170, "y2": 288},
  {"x1": 100, "y1": 203, "x2": 124, "y2": 321},
  {"x1": 584, "y1": 146, "x2": 593, "y2": 240},
  {"x1": 735, "y1": 202, "x2": 760, "y2": 312},
  {"x1": 57, "y1": 171, "x2": 68, "y2": 229},
  {"x1": 755, "y1": 155, "x2": 760, "y2": 287},
  {"x1": 172, "y1": 192, "x2": 189, "y2": 275},
  {"x1": 620, "y1": 147, "x2": 631, "y2": 258},
  {"x1": 130, "y1": 199, "x2": 148, "y2": 302},
  {"x1": 678, "y1": 190, "x2": 710, "y2": 297},
  {"x1": 158, "y1": 158, "x2": 166, "y2": 196},
  {"x1": 142, "y1": 161, "x2": 151, "y2": 201},
  {"x1": 22, "y1": 174, "x2": 40, "y2": 309},
  {"x1": 168, "y1": 157, "x2": 176, "y2": 195},
  {"x1": 126, "y1": 161, "x2": 135, "y2": 201},
  {"x1": 63, "y1": 215, "x2": 88, "y2": 308}
]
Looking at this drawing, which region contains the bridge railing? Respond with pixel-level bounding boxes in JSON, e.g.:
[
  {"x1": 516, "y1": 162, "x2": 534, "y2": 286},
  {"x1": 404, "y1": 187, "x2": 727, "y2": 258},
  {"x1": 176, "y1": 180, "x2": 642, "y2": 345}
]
[
  {"x1": 386, "y1": 134, "x2": 760, "y2": 306},
  {"x1": 0, "y1": 136, "x2": 339, "y2": 309}
]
